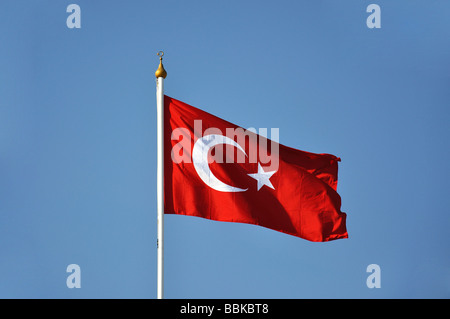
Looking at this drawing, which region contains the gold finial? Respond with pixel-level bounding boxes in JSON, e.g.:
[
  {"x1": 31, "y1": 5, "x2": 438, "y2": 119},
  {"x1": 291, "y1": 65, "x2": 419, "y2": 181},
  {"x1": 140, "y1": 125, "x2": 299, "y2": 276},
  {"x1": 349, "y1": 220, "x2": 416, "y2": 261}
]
[{"x1": 155, "y1": 51, "x2": 167, "y2": 79}]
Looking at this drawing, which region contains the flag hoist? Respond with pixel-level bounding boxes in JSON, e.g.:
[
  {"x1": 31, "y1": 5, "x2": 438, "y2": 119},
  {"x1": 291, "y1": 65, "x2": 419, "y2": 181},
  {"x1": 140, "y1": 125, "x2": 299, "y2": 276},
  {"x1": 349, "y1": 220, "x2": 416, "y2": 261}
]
[
  {"x1": 153, "y1": 51, "x2": 347, "y2": 299},
  {"x1": 155, "y1": 51, "x2": 167, "y2": 299}
]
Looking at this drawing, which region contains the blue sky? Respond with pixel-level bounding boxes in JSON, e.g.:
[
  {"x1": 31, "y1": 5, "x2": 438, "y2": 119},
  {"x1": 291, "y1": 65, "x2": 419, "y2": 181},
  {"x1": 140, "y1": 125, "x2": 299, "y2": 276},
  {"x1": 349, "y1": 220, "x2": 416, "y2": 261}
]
[{"x1": 1, "y1": 0, "x2": 449, "y2": 298}]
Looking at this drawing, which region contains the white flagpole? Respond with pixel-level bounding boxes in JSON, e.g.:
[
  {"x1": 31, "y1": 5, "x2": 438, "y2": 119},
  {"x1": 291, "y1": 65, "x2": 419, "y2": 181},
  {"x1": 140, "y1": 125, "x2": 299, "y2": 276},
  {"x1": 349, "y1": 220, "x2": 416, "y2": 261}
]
[{"x1": 155, "y1": 51, "x2": 167, "y2": 299}]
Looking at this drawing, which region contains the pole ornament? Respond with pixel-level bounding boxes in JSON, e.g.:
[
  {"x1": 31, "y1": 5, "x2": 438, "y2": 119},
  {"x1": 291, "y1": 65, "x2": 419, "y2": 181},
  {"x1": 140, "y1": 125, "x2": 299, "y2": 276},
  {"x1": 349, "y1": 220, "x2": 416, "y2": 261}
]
[{"x1": 155, "y1": 51, "x2": 167, "y2": 79}]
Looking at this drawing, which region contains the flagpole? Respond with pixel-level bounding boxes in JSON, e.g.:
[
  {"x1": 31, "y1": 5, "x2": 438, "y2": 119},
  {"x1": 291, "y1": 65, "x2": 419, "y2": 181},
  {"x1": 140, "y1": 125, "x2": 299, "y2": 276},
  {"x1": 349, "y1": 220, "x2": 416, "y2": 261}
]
[{"x1": 155, "y1": 51, "x2": 167, "y2": 299}]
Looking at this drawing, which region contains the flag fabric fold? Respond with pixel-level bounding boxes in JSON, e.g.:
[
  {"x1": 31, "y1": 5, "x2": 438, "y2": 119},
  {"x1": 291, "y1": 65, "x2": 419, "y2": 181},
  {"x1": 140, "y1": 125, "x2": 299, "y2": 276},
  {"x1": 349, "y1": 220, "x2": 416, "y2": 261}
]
[{"x1": 164, "y1": 95, "x2": 348, "y2": 242}]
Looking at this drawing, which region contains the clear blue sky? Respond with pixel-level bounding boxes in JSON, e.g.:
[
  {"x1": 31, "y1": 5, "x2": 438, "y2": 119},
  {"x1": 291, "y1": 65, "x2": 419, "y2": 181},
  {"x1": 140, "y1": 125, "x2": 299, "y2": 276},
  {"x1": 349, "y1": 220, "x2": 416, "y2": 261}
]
[{"x1": 1, "y1": 0, "x2": 449, "y2": 298}]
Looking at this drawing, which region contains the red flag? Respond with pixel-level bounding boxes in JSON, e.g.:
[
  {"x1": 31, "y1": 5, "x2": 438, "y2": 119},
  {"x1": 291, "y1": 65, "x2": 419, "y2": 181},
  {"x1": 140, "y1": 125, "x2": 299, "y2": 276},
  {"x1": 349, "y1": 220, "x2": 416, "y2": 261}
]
[{"x1": 164, "y1": 96, "x2": 348, "y2": 242}]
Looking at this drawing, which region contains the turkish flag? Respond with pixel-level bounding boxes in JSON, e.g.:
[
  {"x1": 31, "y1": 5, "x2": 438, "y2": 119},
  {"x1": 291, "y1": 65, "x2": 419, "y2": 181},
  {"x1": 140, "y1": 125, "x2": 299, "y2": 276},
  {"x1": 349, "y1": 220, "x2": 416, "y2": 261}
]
[{"x1": 164, "y1": 96, "x2": 348, "y2": 242}]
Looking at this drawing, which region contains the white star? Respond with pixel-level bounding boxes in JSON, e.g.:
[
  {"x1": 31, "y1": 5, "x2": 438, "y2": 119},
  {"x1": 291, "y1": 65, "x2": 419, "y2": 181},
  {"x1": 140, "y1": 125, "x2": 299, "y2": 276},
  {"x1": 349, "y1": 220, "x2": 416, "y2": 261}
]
[{"x1": 248, "y1": 163, "x2": 276, "y2": 191}]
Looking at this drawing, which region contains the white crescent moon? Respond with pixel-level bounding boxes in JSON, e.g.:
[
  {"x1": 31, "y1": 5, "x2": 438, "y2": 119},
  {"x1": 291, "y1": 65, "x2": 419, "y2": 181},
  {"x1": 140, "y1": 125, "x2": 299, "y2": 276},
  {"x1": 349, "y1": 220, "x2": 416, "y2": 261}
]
[{"x1": 192, "y1": 134, "x2": 248, "y2": 192}]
